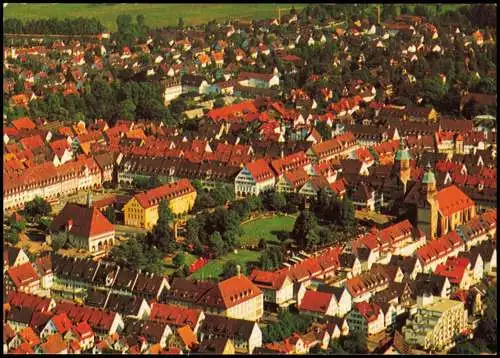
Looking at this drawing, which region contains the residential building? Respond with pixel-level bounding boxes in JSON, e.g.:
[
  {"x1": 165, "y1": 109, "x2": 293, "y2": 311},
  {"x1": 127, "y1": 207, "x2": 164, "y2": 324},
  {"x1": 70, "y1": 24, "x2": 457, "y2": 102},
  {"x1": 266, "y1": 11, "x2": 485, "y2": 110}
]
[
  {"x1": 402, "y1": 296, "x2": 468, "y2": 351},
  {"x1": 199, "y1": 314, "x2": 262, "y2": 354},
  {"x1": 346, "y1": 301, "x2": 385, "y2": 336},
  {"x1": 248, "y1": 269, "x2": 295, "y2": 311},
  {"x1": 234, "y1": 159, "x2": 276, "y2": 197}
]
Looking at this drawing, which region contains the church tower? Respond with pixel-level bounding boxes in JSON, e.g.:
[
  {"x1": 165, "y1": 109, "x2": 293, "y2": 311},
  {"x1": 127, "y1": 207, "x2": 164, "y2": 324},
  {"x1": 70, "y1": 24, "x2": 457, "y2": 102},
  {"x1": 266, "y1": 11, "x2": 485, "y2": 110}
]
[
  {"x1": 421, "y1": 163, "x2": 439, "y2": 240},
  {"x1": 395, "y1": 138, "x2": 411, "y2": 194}
]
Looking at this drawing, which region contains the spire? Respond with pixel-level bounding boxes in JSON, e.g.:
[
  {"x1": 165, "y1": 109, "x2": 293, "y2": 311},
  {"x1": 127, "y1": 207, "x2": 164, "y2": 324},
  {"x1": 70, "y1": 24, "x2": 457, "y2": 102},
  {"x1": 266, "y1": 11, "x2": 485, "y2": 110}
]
[{"x1": 422, "y1": 162, "x2": 436, "y2": 185}]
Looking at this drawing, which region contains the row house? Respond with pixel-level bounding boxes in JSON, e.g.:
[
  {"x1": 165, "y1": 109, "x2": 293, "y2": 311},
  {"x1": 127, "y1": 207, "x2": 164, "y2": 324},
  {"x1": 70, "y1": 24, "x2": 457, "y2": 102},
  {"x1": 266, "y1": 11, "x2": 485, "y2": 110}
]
[
  {"x1": 163, "y1": 273, "x2": 264, "y2": 322},
  {"x1": 344, "y1": 269, "x2": 390, "y2": 303},
  {"x1": 199, "y1": 314, "x2": 262, "y2": 354},
  {"x1": 434, "y1": 257, "x2": 474, "y2": 292},
  {"x1": 52, "y1": 302, "x2": 124, "y2": 339},
  {"x1": 306, "y1": 132, "x2": 358, "y2": 163},
  {"x1": 148, "y1": 303, "x2": 205, "y2": 333},
  {"x1": 416, "y1": 231, "x2": 466, "y2": 273},
  {"x1": 3, "y1": 156, "x2": 102, "y2": 212},
  {"x1": 346, "y1": 301, "x2": 385, "y2": 336},
  {"x1": 352, "y1": 220, "x2": 427, "y2": 264},
  {"x1": 455, "y1": 209, "x2": 497, "y2": 250}
]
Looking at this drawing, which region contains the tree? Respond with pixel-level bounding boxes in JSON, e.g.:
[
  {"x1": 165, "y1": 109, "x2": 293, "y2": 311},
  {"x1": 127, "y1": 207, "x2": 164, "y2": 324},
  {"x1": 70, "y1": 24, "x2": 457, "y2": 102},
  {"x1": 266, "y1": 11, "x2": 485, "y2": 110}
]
[
  {"x1": 315, "y1": 121, "x2": 332, "y2": 140},
  {"x1": 24, "y1": 196, "x2": 52, "y2": 220},
  {"x1": 104, "y1": 206, "x2": 116, "y2": 224},
  {"x1": 213, "y1": 97, "x2": 225, "y2": 108},
  {"x1": 291, "y1": 210, "x2": 318, "y2": 249},
  {"x1": 173, "y1": 252, "x2": 186, "y2": 267},
  {"x1": 159, "y1": 199, "x2": 174, "y2": 224},
  {"x1": 5, "y1": 232, "x2": 20, "y2": 245},
  {"x1": 209, "y1": 231, "x2": 226, "y2": 257},
  {"x1": 11, "y1": 220, "x2": 26, "y2": 234},
  {"x1": 271, "y1": 192, "x2": 287, "y2": 212},
  {"x1": 221, "y1": 260, "x2": 243, "y2": 279},
  {"x1": 51, "y1": 232, "x2": 69, "y2": 251},
  {"x1": 342, "y1": 334, "x2": 367, "y2": 354},
  {"x1": 120, "y1": 99, "x2": 137, "y2": 121},
  {"x1": 340, "y1": 197, "x2": 356, "y2": 234}
]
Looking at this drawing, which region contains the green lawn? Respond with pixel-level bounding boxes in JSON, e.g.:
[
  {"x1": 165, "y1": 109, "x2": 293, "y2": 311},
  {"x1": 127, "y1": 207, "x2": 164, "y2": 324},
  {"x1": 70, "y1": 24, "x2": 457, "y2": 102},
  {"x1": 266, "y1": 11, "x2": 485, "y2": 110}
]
[
  {"x1": 240, "y1": 214, "x2": 296, "y2": 246},
  {"x1": 189, "y1": 249, "x2": 261, "y2": 280},
  {"x1": 3, "y1": 3, "x2": 308, "y2": 31}
]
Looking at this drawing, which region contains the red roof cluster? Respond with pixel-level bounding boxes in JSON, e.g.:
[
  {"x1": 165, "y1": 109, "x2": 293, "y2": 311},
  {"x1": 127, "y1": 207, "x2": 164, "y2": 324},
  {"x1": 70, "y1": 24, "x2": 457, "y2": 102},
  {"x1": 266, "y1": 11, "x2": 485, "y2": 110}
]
[
  {"x1": 416, "y1": 231, "x2": 465, "y2": 264},
  {"x1": 434, "y1": 256, "x2": 470, "y2": 284},
  {"x1": 7, "y1": 291, "x2": 53, "y2": 312},
  {"x1": 149, "y1": 303, "x2": 202, "y2": 330}
]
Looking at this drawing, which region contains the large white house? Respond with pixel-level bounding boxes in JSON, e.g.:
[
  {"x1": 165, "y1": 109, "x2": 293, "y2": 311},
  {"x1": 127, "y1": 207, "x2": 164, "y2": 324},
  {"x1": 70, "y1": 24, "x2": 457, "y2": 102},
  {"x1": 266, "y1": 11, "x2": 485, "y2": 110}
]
[{"x1": 235, "y1": 159, "x2": 276, "y2": 198}]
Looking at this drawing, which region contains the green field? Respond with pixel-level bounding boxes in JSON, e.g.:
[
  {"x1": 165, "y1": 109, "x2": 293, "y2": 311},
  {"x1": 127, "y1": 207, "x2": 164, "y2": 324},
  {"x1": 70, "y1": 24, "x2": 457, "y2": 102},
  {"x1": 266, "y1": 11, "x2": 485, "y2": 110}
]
[
  {"x1": 240, "y1": 214, "x2": 296, "y2": 246},
  {"x1": 3, "y1": 3, "x2": 308, "y2": 31},
  {"x1": 189, "y1": 249, "x2": 261, "y2": 280}
]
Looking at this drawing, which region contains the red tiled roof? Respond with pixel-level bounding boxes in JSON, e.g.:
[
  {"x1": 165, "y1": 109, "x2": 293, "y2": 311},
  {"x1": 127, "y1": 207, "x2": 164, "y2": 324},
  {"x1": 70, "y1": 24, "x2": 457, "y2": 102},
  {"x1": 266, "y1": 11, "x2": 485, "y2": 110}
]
[
  {"x1": 249, "y1": 269, "x2": 289, "y2": 290},
  {"x1": 416, "y1": 231, "x2": 464, "y2": 264},
  {"x1": 149, "y1": 303, "x2": 202, "y2": 330},
  {"x1": 49, "y1": 138, "x2": 71, "y2": 158},
  {"x1": 12, "y1": 117, "x2": 36, "y2": 130},
  {"x1": 51, "y1": 313, "x2": 73, "y2": 334},
  {"x1": 214, "y1": 275, "x2": 262, "y2": 309},
  {"x1": 51, "y1": 203, "x2": 114, "y2": 238},
  {"x1": 20, "y1": 135, "x2": 45, "y2": 152},
  {"x1": 207, "y1": 100, "x2": 258, "y2": 121},
  {"x1": 434, "y1": 256, "x2": 470, "y2": 284},
  {"x1": 7, "y1": 262, "x2": 39, "y2": 289},
  {"x1": 354, "y1": 301, "x2": 381, "y2": 323},
  {"x1": 19, "y1": 327, "x2": 41, "y2": 346},
  {"x1": 40, "y1": 333, "x2": 67, "y2": 354},
  {"x1": 299, "y1": 290, "x2": 334, "y2": 314},
  {"x1": 134, "y1": 179, "x2": 196, "y2": 209},
  {"x1": 246, "y1": 159, "x2": 275, "y2": 183},
  {"x1": 176, "y1": 325, "x2": 198, "y2": 349},
  {"x1": 270, "y1": 151, "x2": 309, "y2": 175},
  {"x1": 7, "y1": 291, "x2": 52, "y2": 312},
  {"x1": 436, "y1": 185, "x2": 475, "y2": 217},
  {"x1": 73, "y1": 322, "x2": 94, "y2": 340}
]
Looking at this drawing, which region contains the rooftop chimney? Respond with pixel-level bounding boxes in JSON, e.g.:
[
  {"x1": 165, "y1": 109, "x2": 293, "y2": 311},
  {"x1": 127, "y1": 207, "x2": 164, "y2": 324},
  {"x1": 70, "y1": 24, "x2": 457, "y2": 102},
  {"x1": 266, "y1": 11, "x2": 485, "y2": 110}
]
[{"x1": 236, "y1": 265, "x2": 241, "y2": 277}]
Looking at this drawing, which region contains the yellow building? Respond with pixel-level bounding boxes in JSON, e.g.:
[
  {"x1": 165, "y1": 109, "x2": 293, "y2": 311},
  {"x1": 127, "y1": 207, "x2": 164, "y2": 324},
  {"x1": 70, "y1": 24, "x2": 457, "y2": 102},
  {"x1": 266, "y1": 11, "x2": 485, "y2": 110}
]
[
  {"x1": 403, "y1": 296, "x2": 467, "y2": 352},
  {"x1": 124, "y1": 179, "x2": 197, "y2": 230}
]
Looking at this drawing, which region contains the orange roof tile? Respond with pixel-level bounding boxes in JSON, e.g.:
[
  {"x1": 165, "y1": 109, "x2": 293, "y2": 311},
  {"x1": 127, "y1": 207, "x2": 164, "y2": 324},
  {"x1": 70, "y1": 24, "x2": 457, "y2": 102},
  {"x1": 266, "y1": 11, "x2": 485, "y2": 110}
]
[
  {"x1": 436, "y1": 185, "x2": 475, "y2": 217},
  {"x1": 134, "y1": 179, "x2": 196, "y2": 209}
]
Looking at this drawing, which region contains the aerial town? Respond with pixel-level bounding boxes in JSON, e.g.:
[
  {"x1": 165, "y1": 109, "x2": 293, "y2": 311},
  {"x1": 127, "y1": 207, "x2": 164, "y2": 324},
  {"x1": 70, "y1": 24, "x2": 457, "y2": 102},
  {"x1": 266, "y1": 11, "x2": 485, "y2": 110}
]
[{"x1": 2, "y1": 3, "x2": 497, "y2": 355}]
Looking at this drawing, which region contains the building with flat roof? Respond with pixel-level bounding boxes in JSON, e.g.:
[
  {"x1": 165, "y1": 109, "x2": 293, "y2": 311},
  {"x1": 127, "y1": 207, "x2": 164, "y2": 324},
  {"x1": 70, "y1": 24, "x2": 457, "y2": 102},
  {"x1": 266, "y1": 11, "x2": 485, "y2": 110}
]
[{"x1": 402, "y1": 296, "x2": 467, "y2": 352}]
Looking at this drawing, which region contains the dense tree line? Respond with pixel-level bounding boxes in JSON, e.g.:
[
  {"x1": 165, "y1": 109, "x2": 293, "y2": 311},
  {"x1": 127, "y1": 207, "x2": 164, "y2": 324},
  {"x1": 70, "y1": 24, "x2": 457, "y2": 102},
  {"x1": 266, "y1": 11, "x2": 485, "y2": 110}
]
[
  {"x1": 27, "y1": 77, "x2": 171, "y2": 126},
  {"x1": 262, "y1": 312, "x2": 312, "y2": 343},
  {"x1": 3, "y1": 17, "x2": 105, "y2": 35}
]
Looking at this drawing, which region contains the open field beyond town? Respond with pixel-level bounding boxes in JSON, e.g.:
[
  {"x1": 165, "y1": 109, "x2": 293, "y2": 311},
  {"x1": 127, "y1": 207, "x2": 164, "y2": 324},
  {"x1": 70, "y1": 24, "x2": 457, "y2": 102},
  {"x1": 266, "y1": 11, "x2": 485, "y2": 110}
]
[{"x1": 4, "y1": 3, "x2": 308, "y2": 31}]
